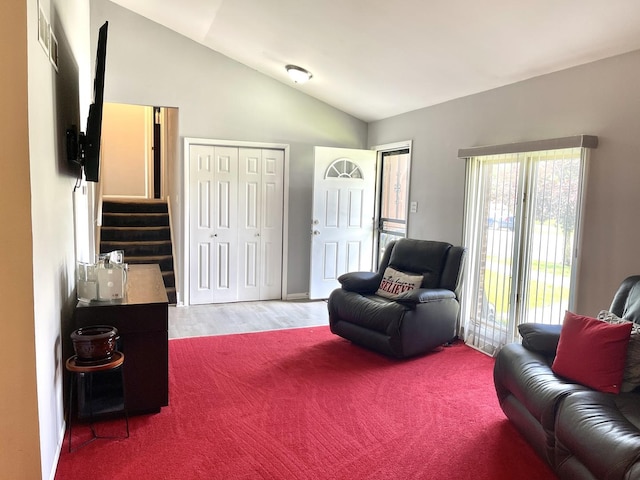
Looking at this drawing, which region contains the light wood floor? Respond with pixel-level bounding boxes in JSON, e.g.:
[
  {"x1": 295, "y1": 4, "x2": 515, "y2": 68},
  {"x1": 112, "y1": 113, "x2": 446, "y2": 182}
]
[{"x1": 168, "y1": 299, "x2": 330, "y2": 339}]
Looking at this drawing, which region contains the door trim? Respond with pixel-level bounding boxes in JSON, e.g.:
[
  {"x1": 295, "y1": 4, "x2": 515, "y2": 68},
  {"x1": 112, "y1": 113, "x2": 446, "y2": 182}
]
[{"x1": 183, "y1": 137, "x2": 290, "y2": 306}]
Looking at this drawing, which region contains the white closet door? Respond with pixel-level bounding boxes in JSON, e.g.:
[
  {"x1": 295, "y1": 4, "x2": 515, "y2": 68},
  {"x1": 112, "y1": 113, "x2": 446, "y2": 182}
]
[
  {"x1": 189, "y1": 144, "x2": 216, "y2": 304},
  {"x1": 212, "y1": 146, "x2": 239, "y2": 302},
  {"x1": 189, "y1": 142, "x2": 284, "y2": 304},
  {"x1": 258, "y1": 149, "x2": 284, "y2": 300},
  {"x1": 238, "y1": 148, "x2": 261, "y2": 301},
  {"x1": 189, "y1": 145, "x2": 238, "y2": 304},
  {"x1": 237, "y1": 148, "x2": 284, "y2": 301}
]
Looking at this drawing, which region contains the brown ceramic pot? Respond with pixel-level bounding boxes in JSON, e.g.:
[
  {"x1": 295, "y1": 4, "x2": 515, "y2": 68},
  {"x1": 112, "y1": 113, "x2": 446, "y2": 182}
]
[{"x1": 71, "y1": 325, "x2": 119, "y2": 361}]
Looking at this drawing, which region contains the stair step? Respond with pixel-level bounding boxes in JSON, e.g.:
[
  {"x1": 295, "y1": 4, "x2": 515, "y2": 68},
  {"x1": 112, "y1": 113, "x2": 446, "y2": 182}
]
[
  {"x1": 162, "y1": 271, "x2": 175, "y2": 288},
  {"x1": 102, "y1": 212, "x2": 169, "y2": 227},
  {"x1": 100, "y1": 226, "x2": 171, "y2": 242},
  {"x1": 100, "y1": 240, "x2": 173, "y2": 257},
  {"x1": 166, "y1": 287, "x2": 177, "y2": 305},
  {"x1": 125, "y1": 255, "x2": 174, "y2": 272},
  {"x1": 100, "y1": 200, "x2": 176, "y2": 305},
  {"x1": 102, "y1": 200, "x2": 168, "y2": 214}
]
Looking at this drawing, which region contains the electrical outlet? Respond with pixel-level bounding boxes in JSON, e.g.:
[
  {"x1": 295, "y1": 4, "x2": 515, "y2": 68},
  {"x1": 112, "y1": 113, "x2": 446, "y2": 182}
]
[{"x1": 410, "y1": 201, "x2": 418, "y2": 213}]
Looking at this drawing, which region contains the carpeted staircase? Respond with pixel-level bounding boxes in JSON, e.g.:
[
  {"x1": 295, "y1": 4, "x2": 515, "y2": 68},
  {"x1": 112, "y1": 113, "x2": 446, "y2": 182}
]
[{"x1": 100, "y1": 200, "x2": 177, "y2": 304}]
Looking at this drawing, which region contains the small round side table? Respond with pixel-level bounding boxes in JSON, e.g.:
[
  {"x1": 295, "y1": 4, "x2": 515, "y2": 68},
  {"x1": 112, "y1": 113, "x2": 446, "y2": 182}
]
[{"x1": 65, "y1": 351, "x2": 130, "y2": 452}]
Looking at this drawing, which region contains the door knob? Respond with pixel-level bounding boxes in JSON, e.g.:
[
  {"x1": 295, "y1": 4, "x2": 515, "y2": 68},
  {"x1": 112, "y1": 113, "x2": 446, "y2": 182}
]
[{"x1": 313, "y1": 230, "x2": 320, "y2": 235}]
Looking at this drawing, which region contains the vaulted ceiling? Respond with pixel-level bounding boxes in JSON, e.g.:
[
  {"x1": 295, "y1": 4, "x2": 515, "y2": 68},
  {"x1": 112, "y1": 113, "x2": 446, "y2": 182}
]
[{"x1": 110, "y1": 0, "x2": 640, "y2": 122}]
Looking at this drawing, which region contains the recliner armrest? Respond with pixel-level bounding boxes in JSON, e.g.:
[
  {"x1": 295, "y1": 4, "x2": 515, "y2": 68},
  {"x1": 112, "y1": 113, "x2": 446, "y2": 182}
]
[
  {"x1": 338, "y1": 271, "x2": 381, "y2": 294},
  {"x1": 395, "y1": 288, "x2": 456, "y2": 307},
  {"x1": 518, "y1": 323, "x2": 561, "y2": 357}
]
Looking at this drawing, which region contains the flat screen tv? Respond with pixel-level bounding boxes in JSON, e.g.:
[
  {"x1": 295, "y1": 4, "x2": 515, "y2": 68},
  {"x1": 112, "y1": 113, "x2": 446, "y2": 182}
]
[{"x1": 67, "y1": 21, "x2": 108, "y2": 182}]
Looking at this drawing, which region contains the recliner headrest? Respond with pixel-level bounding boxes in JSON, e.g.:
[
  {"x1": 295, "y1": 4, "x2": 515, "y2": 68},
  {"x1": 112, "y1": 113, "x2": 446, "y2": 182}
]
[
  {"x1": 610, "y1": 275, "x2": 640, "y2": 324},
  {"x1": 388, "y1": 239, "x2": 452, "y2": 289}
]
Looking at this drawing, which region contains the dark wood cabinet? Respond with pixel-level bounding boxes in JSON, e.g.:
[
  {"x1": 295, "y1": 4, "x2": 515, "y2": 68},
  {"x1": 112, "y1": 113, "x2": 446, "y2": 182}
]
[{"x1": 73, "y1": 264, "x2": 169, "y2": 415}]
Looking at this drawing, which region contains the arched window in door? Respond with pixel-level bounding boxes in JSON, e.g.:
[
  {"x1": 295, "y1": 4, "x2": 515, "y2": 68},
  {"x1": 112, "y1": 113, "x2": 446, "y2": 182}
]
[{"x1": 325, "y1": 158, "x2": 364, "y2": 179}]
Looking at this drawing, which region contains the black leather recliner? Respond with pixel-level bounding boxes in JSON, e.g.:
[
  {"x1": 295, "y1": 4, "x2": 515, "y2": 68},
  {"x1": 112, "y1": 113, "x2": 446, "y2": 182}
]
[
  {"x1": 494, "y1": 275, "x2": 640, "y2": 480},
  {"x1": 327, "y1": 238, "x2": 465, "y2": 358}
]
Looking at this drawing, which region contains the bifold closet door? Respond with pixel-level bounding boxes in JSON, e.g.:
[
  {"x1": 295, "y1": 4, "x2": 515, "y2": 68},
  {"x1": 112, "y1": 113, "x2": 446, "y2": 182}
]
[
  {"x1": 189, "y1": 144, "x2": 284, "y2": 304},
  {"x1": 189, "y1": 145, "x2": 239, "y2": 304},
  {"x1": 237, "y1": 148, "x2": 284, "y2": 301}
]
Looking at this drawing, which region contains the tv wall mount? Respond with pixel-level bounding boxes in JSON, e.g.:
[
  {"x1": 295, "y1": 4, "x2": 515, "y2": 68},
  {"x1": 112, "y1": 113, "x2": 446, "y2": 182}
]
[{"x1": 66, "y1": 125, "x2": 85, "y2": 166}]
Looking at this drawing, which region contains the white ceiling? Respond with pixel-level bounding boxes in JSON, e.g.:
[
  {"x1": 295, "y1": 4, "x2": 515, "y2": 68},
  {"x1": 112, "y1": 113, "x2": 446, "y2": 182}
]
[{"x1": 110, "y1": 0, "x2": 640, "y2": 122}]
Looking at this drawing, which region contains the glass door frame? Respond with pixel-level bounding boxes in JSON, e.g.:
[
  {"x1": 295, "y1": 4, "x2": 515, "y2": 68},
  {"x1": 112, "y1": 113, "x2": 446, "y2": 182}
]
[
  {"x1": 461, "y1": 146, "x2": 591, "y2": 355},
  {"x1": 371, "y1": 141, "x2": 412, "y2": 268}
]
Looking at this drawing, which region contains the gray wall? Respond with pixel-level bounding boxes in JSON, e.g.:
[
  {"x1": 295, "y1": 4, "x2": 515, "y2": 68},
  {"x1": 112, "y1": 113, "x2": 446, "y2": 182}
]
[
  {"x1": 92, "y1": 0, "x2": 640, "y2": 313},
  {"x1": 369, "y1": 50, "x2": 640, "y2": 317},
  {"x1": 91, "y1": 0, "x2": 368, "y2": 298},
  {"x1": 20, "y1": 0, "x2": 91, "y2": 478}
]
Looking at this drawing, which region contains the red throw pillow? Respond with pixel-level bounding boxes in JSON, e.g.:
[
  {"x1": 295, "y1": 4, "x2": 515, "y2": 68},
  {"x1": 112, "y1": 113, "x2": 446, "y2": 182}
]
[{"x1": 551, "y1": 311, "x2": 632, "y2": 393}]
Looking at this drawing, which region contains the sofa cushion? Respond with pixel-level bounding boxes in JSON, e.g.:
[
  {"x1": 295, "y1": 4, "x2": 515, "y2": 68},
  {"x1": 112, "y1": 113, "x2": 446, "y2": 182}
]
[
  {"x1": 376, "y1": 267, "x2": 423, "y2": 299},
  {"x1": 328, "y1": 288, "x2": 408, "y2": 334},
  {"x1": 494, "y1": 343, "x2": 591, "y2": 443},
  {"x1": 552, "y1": 311, "x2": 631, "y2": 394},
  {"x1": 598, "y1": 310, "x2": 640, "y2": 392},
  {"x1": 555, "y1": 391, "x2": 640, "y2": 480}
]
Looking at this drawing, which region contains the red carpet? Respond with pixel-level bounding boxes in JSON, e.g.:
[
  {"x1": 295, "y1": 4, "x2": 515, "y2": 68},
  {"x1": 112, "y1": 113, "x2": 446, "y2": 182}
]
[{"x1": 55, "y1": 327, "x2": 556, "y2": 479}]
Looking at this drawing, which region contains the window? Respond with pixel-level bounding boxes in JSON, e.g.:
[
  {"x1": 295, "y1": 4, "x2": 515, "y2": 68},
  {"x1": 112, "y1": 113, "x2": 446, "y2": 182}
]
[
  {"x1": 459, "y1": 136, "x2": 597, "y2": 355},
  {"x1": 376, "y1": 147, "x2": 410, "y2": 263},
  {"x1": 325, "y1": 158, "x2": 363, "y2": 179}
]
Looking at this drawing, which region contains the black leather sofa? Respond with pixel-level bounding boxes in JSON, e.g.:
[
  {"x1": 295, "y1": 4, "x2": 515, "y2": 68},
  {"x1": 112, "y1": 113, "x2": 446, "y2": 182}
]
[
  {"x1": 327, "y1": 238, "x2": 465, "y2": 358},
  {"x1": 494, "y1": 275, "x2": 640, "y2": 479}
]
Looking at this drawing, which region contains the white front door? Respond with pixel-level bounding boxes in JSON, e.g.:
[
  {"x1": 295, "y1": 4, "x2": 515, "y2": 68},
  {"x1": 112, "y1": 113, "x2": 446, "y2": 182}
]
[{"x1": 309, "y1": 147, "x2": 377, "y2": 299}]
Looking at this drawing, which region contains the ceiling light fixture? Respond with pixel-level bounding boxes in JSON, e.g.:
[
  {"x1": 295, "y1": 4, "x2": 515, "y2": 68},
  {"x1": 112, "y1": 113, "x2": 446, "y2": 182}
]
[{"x1": 286, "y1": 64, "x2": 313, "y2": 84}]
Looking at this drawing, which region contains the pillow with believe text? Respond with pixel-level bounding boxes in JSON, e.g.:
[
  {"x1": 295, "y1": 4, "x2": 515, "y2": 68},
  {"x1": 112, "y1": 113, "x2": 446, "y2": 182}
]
[{"x1": 376, "y1": 267, "x2": 423, "y2": 299}]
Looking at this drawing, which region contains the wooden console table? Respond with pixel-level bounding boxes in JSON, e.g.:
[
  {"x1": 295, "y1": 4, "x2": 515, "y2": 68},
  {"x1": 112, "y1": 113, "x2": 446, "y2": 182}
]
[{"x1": 73, "y1": 263, "x2": 169, "y2": 415}]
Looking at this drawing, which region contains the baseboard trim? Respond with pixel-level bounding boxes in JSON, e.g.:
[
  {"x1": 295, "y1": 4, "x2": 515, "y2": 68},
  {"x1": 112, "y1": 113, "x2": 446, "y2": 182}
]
[
  {"x1": 285, "y1": 293, "x2": 309, "y2": 301},
  {"x1": 49, "y1": 421, "x2": 67, "y2": 480}
]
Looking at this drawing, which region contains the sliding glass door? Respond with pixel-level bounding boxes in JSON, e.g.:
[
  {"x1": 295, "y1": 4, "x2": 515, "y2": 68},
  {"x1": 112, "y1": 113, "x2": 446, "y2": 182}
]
[{"x1": 462, "y1": 147, "x2": 588, "y2": 355}]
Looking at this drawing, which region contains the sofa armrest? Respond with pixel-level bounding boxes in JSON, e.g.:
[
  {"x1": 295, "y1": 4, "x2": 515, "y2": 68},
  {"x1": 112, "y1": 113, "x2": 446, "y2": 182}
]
[
  {"x1": 338, "y1": 271, "x2": 381, "y2": 294},
  {"x1": 395, "y1": 288, "x2": 456, "y2": 308},
  {"x1": 518, "y1": 323, "x2": 562, "y2": 356}
]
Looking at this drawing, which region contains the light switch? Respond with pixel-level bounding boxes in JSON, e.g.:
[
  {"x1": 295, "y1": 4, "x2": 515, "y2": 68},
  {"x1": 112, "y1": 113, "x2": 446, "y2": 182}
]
[{"x1": 410, "y1": 201, "x2": 418, "y2": 213}]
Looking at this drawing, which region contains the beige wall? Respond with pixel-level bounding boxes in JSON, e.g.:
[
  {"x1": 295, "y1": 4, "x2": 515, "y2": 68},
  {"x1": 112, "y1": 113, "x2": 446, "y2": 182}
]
[
  {"x1": 165, "y1": 107, "x2": 182, "y2": 295},
  {"x1": 0, "y1": 2, "x2": 41, "y2": 479},
  {"x1": 102, "y1": 102, "x2": 152, "y2": 197}
]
